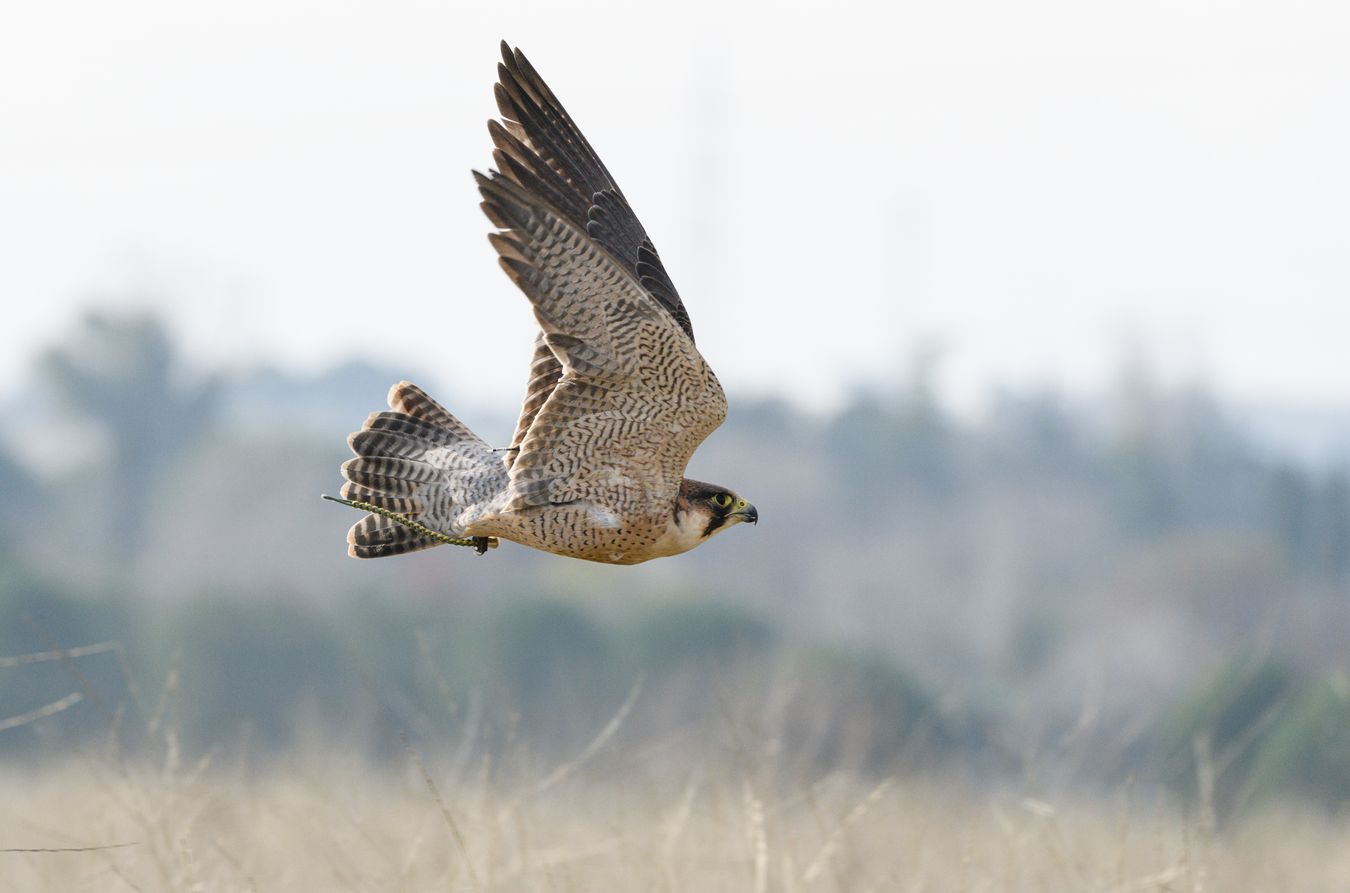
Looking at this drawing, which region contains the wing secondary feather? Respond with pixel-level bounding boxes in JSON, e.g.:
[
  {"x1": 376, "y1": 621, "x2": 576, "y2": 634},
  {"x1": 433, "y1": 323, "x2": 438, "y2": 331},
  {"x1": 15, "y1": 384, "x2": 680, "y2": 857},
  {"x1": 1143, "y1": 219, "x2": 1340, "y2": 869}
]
[
  {"x1": 491, "y1": 41, "x2": 704, "y2": 470},
  {"x1": 477, "y1": 171, "x2": 726, "y2": 513}
]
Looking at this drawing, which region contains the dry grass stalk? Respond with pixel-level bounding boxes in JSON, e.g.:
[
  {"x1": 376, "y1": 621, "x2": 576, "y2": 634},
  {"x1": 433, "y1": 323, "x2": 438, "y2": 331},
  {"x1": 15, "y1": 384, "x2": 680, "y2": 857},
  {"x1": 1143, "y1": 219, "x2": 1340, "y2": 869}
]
[{"x1": 0, "y1": 693, "x2": 84, "y2": 734}]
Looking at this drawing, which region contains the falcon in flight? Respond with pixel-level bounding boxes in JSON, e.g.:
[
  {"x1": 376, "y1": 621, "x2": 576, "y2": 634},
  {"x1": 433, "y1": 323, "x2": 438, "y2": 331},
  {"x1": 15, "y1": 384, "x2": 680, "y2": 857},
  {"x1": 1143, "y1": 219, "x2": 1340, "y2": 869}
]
[{"x1": 330, "y1": 42, "x2": 756, "y2": 564}]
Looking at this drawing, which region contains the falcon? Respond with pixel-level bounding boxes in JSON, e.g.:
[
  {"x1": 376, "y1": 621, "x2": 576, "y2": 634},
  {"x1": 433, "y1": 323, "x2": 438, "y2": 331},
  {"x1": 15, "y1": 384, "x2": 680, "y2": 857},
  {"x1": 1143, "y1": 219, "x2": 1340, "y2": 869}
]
[{"x1": 328, "y1": 42, "x2": 757, "y2": 565}]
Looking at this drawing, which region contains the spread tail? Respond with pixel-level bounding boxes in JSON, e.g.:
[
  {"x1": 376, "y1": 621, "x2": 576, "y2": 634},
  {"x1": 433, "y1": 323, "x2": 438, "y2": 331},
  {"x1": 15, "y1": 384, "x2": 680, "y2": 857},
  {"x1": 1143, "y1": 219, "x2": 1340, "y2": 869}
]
[{"x1": 338, "y1": 381, "x2": 505, "y2": 558}]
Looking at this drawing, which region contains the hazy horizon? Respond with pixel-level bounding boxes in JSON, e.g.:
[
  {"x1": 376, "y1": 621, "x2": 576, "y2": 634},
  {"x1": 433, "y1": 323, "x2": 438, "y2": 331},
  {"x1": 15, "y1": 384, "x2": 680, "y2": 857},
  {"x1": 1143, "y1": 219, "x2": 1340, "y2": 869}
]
[{"x1": 5, "y1": 0, "x2": 1350, "y2": 417}]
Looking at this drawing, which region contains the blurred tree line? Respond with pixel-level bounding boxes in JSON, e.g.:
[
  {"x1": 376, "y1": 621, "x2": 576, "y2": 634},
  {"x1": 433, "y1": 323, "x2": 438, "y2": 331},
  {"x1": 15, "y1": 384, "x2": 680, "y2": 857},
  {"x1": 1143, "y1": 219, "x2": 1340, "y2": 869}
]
[
  {"x1": 37, "y1": 312, "x2": 219, "y2": 562},
  {"x1": 1, "y1": 308, "x2": 1349, "y2": 814}
]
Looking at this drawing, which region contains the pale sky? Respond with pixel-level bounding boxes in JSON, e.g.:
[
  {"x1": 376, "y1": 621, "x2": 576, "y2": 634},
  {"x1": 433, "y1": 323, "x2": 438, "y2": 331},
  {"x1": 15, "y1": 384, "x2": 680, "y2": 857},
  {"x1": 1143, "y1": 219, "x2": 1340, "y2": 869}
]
[{"x1": 4, "y1": 0, "x2": 1349, "y2": 415}]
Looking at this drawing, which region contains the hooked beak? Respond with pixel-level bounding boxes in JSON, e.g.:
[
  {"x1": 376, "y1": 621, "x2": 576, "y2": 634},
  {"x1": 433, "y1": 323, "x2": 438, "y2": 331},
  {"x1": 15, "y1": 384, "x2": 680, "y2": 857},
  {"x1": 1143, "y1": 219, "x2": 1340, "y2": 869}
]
[{"x1": 731, "y1": 501, "x2": 758, "y2": 525}]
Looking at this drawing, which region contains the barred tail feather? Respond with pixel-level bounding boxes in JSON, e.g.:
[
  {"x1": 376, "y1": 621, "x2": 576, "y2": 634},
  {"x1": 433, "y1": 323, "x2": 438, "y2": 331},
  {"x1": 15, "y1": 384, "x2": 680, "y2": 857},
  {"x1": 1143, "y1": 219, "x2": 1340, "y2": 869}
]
[
  {"x1": 339, "y1": 381, "x2": 502, "y2": 559},
  {"x1": 347, "y1": 513, "x2": 440, "y2": 559}
]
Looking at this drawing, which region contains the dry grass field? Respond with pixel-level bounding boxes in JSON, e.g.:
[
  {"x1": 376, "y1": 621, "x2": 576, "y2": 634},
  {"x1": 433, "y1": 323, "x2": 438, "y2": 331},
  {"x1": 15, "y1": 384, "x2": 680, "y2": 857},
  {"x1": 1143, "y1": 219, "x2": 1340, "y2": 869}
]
[{"x1": 3, "y1": 748, "x2": 1349, "y2": 893}]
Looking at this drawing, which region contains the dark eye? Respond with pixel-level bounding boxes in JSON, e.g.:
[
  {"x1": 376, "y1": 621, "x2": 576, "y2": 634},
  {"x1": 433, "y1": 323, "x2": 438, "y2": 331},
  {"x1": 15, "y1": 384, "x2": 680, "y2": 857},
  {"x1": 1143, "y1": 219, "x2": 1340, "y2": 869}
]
[{"x1": 711, "y1": 493, "x2": 733, "y2": 509}]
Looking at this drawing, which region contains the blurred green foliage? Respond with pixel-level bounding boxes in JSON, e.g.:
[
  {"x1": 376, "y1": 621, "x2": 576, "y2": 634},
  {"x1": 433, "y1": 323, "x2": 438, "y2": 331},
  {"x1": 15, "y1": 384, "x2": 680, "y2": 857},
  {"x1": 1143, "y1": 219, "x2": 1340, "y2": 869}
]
[
  {"x1": 1245, "y1": 675, "x2": 1350, "y2": 806},
  {"x1": 9, "y1": 568, "x2": 1347, "y2": 814},
  {"x1": 1158, "y1": 653, "x2": 1350, "y2": 815},
  {"x1": 0, "y1": 573, "x2": 1004, "y2": 785},
  {"x1": 3, "y1": 309, "x2": 1350, "y2": 815}
]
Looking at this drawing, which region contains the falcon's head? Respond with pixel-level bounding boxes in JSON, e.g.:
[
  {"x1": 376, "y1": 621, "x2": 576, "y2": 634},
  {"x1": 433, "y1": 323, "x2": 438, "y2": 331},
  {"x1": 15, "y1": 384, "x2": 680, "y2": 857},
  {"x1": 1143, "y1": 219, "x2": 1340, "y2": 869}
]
[{"x1": 676, "y1": 479, "x2": 758, "y2": 543}]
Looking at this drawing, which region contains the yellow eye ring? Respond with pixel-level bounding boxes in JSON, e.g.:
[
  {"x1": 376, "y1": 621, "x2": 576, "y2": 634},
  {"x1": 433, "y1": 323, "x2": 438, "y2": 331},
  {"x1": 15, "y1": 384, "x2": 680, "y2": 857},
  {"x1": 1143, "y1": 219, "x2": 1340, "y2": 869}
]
[{"x1": 711, "y1": 493, "x2": 733, "y2": 509}]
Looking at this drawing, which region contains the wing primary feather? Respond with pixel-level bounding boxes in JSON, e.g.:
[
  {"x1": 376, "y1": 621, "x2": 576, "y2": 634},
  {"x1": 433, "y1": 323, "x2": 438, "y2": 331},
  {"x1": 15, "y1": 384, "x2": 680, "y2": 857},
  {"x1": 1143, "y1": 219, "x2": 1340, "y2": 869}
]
[
  {"x1": 493, "y1": 149, "x2": 584, "y2": 225},
  {"x1": 484, "y1": 44, "x2": 718, "y2": 488},
  {"x1": 488, "y1": 43, "x2": 697, "y2": 342},
  {"x1": 490, "y1": 125, "x2": 590, "y2": 224},
  {"x1": 476, "y1": 170, "x2": 550, "y2": 237},
  {"x1": 480, "y1": 200, "x2": 510, "y2": 230},
  {"x1": 487, "y1": 231, "x2": 528, "y2": 262},
  {"x1": 496, "y1": 66, "x2": 605, "y2": 196},
  {"x1": 497, "y1": 255, "x2": 538, "y2": 287},
  {"x1": 504, "y1": 45, "x2": 617, "y2": 191},
  {"x1": 493, "y1": 79, "x2": 593, "y2": 191}
]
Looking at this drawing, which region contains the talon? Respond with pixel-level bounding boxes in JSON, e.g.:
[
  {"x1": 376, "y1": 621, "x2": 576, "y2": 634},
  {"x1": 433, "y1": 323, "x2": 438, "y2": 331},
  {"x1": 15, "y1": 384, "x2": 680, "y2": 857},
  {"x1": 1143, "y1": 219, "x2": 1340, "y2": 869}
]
[{"x1": 474, "y1": 536, "x2": 490, "y2": 555}]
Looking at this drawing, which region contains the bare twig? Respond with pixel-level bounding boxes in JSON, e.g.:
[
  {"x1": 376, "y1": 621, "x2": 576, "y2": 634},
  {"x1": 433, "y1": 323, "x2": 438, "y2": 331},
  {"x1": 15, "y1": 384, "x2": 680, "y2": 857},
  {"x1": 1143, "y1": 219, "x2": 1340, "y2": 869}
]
[
  {"x1": 744, "y1": 781, "x2": 769, "y2": 893},
  {"x1": 0, "y1": 841, "x2": 138, "y2": 853},
  {"x1": 533, "y1": 676, "x2": 644, "y2": 796},
  {"x1": 0, "y1": 693, "x2": 84, "y2": 734},
  {"x1": 661, "y1": 770, "x2": 701, "y2": 863},
  {"x1": 0, "y1": 641, "x2": 121, "y2": 667},
  {"x1": 404, "y1": 736, "x2": 481, "y2": 888},
  {"x1": 801, "y1": 778, "x2": 894, "y2": 884}
]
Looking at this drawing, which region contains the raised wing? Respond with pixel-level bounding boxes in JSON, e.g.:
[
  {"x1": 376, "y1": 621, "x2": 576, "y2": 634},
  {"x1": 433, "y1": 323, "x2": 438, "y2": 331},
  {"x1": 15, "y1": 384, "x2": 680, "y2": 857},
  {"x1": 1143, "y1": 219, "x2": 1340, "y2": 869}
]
[
  {"x1": 491, "y1": 41, "x2": 695, "y2": 469},
  {"x1": 492, "y1": 42, "x2": 693, "y2": 340},
  {"x1": 477, "y1": 172, "x2": 726, "y2": 512}
]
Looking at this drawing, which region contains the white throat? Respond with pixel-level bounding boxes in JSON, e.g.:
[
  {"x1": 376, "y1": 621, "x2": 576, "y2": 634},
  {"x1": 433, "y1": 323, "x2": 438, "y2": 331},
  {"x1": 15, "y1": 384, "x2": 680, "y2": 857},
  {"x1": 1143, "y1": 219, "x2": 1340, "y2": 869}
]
[{"x1": 649, "y1": 507, "x2": 716, "y2": 558}]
